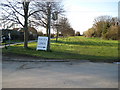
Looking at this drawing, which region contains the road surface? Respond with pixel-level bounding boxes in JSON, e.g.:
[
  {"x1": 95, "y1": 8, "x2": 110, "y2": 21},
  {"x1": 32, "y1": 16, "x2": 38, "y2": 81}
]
[{"x1": 2, "y1": 61, "x2": 118, "y2": 88}]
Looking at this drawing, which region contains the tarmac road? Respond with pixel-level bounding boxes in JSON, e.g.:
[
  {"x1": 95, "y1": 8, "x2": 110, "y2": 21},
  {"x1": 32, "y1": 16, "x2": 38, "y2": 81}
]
[{"x1": 2, "y1": 61, "x2": 118, "y2": 88}]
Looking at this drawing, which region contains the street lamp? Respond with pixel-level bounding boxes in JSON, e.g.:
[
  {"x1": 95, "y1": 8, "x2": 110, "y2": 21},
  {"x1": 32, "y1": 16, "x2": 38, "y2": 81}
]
[{"x1": 52, "y1": 11, "x2": 58, "y2": 21}]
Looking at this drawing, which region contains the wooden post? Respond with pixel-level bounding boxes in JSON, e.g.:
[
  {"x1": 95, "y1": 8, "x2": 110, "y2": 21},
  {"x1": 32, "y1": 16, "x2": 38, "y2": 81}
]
[{"x1": 47, "y1": 5, "x2": 51, "y2": 51}]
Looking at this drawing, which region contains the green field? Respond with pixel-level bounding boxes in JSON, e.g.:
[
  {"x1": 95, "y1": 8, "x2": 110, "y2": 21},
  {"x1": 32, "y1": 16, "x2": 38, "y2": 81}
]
[{"x1": 3, "y1": 36, "x2": 118, "y2": 62}]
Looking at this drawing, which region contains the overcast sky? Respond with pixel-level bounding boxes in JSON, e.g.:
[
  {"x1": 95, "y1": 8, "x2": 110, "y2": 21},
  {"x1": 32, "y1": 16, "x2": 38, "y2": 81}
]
[{"x1": 62, "y1": 0, "x2": 119, "y2": 34}]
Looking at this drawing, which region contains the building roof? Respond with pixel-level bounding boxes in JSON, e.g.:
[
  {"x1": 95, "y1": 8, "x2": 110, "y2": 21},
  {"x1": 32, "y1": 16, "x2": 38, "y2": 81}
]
[{"x1": 12, "y1": 27, "x2": 37, "y2": 34}]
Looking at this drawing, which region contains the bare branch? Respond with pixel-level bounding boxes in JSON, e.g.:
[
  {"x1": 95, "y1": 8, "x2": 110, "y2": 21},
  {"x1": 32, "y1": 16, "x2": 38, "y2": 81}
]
[
  {"x1": 7, "y1": 1, "x2": 24, "y2": 17},
  {"x1": 13, "y1": 13, "x2": 24, "y2": 27},
  {"x1": 28, "y1": 9, "x2": 42, "y2": 17}
]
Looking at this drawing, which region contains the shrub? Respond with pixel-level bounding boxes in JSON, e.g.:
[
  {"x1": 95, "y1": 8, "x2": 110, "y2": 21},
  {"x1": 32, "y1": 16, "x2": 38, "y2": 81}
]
[
  {"x1": 105, "y1": 26, "x2": 118, "y2": 40},
  {"x1": 75, "y1": 31, "x2": 81, "y2": 36},
  {"x1": 83, "y1": 28, "x2": 95, "y2": 37},
  {"x1": 51, "y1": 34, "x2": 55, "y2": 38},
  {"x1": 37, "y1": 31, "x2": 43, "y2": 36}
]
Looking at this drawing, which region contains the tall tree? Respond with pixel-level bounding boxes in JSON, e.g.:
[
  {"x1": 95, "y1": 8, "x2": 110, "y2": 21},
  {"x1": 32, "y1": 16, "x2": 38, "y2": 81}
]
[
  {"x1": 83, "y1": 15, "x2": 119, "y2": 40},
  {"x1": 32, "y1": 1, "x2": 63, "y2": 35},
  {"x1": 54, "y1": 16, "x2": 75, "y2": 37},
  {"x1": 32, "y1": 1, "x2": 64, "y2": 51},
  {"x1": 93, "y1": 15, "x2": 112, "y2": 37},
  {"x1": 0, "y1": 0, "x2": 42, "y2": 48}
]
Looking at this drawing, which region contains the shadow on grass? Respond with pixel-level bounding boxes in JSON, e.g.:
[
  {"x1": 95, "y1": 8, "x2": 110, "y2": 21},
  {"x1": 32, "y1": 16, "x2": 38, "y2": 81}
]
[
  {"x1": 51, "y1": 40, "x2": 117, "y2": 47},
  {"x1": 52, "y1": 50, "x2": 118, "y2": 62},
  {"x1": 3, "y1": 46, "x2": 118, "y2": 62}
]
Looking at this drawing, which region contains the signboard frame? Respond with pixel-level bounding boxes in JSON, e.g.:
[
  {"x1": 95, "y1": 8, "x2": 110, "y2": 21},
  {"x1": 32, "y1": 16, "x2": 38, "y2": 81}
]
[{"x1": 36, "y1": 36, "x2": 48, "y2": 51}]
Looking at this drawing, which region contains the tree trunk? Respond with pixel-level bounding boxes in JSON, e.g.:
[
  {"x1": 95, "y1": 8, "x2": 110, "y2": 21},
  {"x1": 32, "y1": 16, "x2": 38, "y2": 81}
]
[
  {"x1": 56, "y1": 27, "x2": 59, "y2": 42},
  {"x1": 47, "y1": 5, "x2": 51, "y2": 51},
  {"x1": 46, "y1": 24, "x2": 49, "y2": 37},
  {"x1": 24, "y1": 25, "x2": 28, "y2": 48},
  {"x1": 23, "y1": 2, "x2": 29, "y2": 49}
]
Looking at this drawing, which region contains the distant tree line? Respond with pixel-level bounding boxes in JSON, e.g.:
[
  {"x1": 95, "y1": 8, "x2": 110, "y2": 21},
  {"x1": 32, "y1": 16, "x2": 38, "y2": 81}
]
[
  {"x1": 83, "y1": 16, "x2": 119, "y2": 40},
  {"x1": 53, "y1": 17, "x2": 75, "y2": 37}
]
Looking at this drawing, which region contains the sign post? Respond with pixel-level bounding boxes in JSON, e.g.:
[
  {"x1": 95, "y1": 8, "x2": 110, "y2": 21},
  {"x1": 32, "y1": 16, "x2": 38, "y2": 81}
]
[
  {"x1": 36, "y1": 36, "x2": 48, "y2": 51},
  {"x1": 8, "y1": 33, "x2": 11, "y2": 46}
]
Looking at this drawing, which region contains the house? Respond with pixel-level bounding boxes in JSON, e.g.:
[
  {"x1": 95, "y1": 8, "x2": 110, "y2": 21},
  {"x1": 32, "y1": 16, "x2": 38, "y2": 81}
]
[
  {"x1": 13, "y1": 27, "x2": 38, "y2": 40},
  {"x1": 1, "y1": 27, "x2": 38, "y2": 41},
  {"x1": 1, "y1": 29, "x2": 24, "y2": 41}
]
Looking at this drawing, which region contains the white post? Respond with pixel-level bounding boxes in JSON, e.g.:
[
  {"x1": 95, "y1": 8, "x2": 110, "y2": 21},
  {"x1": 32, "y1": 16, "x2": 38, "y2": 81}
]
[{"x1": 8, "y1": 33, "x2": 11, "y2": 46}]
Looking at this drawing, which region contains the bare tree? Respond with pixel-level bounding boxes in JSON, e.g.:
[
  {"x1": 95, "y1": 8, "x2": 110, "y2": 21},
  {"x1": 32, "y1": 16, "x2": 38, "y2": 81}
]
[
  {"x1": 32, "y1": 1, "x2": 63, "y2": 34},
  {"x1": 55, "y1": 16, "x2": 75, "y2": 37},
  {"x1": 0, "y1": 0, "x2": 42, "y2": 48},
  {"x1": 32, "y1": 1, "x2": 64, "y2": 51}
]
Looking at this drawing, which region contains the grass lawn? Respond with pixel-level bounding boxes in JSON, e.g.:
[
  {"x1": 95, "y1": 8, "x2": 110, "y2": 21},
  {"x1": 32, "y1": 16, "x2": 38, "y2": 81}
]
[{"x1": 2, "y1": 36, "x2": 118, "y2": 62}]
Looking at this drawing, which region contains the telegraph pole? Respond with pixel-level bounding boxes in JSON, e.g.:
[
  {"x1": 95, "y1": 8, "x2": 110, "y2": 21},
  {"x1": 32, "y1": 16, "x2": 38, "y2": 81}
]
[
  {"x1": 47, "y1": 5, "x2": 51, "y2": 51},
  {"x1": 47, "y1": 4, "x2": 58, "y2": 51}
]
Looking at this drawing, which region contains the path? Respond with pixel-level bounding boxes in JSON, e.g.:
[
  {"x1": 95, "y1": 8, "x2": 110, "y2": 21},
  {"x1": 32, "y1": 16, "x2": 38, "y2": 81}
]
[{"x1": 0, "y1": 40, "x2": 37, "y2": 48}]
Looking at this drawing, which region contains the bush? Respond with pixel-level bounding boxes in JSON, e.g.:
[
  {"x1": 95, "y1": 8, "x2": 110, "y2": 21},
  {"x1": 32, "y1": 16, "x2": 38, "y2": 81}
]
[
  {"x1": 83, "y1": 28, "x2": 95, "y2": 37},
  {"x1": 105, "y1": 26, "x2": 118, "y2": 40},
  {"x1": 75, "y1": 31, "x2": 81, "y2": 36},
  {"x1": 84, "y1": 16, "x2": 119, "y2": 40},
  {"x1": 51, "y1": 34, "x2": 55, "y2": 38},
  {"x1": 37, "y1": 31, "x2": 43, "y2": 36}
]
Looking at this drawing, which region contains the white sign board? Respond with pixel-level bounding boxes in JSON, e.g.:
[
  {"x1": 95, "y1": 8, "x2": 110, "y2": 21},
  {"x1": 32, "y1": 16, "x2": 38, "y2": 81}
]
[{"x1": 36, "y1": 36, "x2": 48, "y2": 51}]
